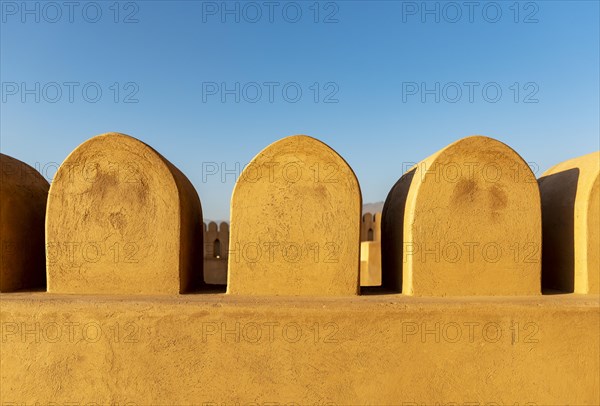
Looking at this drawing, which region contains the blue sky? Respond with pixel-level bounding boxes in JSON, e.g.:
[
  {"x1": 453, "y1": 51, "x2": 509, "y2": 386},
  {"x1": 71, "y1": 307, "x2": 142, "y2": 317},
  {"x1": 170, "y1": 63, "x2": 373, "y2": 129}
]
[{"x1": 1, "y1": 0, "x2": 598, "y2": 221}]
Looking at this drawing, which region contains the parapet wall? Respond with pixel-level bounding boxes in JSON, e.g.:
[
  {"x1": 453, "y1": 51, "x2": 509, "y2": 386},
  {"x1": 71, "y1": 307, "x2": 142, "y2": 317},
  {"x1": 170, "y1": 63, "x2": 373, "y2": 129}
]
[
  {"x1": 2, "y1": 293, "x2": 597, "y2": 405},
  {"x1": 0, "y1": 133, "x2": 598, "y2": 403}
]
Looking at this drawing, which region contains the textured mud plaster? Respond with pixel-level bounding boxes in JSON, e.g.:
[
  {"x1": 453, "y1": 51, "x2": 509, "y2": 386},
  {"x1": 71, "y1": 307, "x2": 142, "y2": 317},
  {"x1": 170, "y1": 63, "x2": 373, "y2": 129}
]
[
  {"x1": 1, "y1": 293, "x2": 598, "y2": 405},
  {"x1": 382, "y1": 135, "x2": 541, "y2": 296},
  {"x1": 539, "y1": 151, "x2": 599, "y2": 294},
  {"x1": 228, "y1": 135, "x2": 362, "y2": 295},
  {"x1": 46, "y1": 132, "x2": 203, "y2": 294},
  {"x1": 0, "y1": 154, "x2": 49, "y2": 291}
]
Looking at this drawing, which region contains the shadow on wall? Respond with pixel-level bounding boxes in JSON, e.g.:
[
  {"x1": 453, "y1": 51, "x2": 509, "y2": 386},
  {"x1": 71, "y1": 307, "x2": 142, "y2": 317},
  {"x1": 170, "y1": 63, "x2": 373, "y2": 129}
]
[
  {"x1": 0, "y1": 154, "x2": 49, "y2": 292},
  {"x1": 539, "y1": 168, "x2": 579, "y2": 293},
  {"x1": 378, "y1": 168, "x2": 416, "y2": 294}
]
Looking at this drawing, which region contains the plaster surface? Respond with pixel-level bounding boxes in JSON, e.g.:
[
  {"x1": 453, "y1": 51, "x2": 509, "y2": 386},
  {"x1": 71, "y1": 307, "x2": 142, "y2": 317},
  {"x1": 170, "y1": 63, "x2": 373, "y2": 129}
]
[
  {"x1": 1, "y1": 292, "x2": 597, "y2": 405},
  {"x1": 46, "y1": 133, "x2": 204, "y2": 294},
  {"x1": 382, "y1": 136, "x2": 541, "y2": 296},
  {"x1": 228, "y1": 135, "x2": 362, "y2": 296}
]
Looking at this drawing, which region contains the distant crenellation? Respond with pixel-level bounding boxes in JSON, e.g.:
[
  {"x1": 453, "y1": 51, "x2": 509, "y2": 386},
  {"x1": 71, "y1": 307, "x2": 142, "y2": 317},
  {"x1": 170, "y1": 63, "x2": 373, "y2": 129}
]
[
  {"x1": 203, "y1": 221, "x2": 229, "y2": 285},
  {"x1": 203, "y1": 221, "x2": 230, "y2": 259},
  {"x1": 1, "y1": 133, "x2": 598, "y2": 296},
  {"x1": 202, "y1": 215, "x2": 381, "y2": 286},
  {"x1": 360, "y1": 212, "x2": 381, "y2": 243},
  {"x1": 205, "y1": 212, "x2": 380, "y2": 256}
]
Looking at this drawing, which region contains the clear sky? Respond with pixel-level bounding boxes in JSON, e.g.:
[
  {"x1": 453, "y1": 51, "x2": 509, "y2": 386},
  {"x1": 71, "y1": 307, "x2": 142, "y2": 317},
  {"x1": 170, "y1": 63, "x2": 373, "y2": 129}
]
[{"x1": 1, "y1": 0, "x2": 598, "y2": 221}]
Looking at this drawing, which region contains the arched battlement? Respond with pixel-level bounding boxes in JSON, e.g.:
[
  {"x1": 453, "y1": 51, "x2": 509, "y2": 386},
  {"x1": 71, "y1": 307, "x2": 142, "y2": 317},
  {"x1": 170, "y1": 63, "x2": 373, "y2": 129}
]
[
  {"x1": 382, "y1": 135, "x2": 541, "y2": 296},
  {"x1": 539, "y1": 151, "x2": 599, "y2": 294},
  {"x1": 46, "y1": 132, "x2": 203, "y2": 294},
  {"x1": 227, "y1": 135, "x2": 362, "y2": 296}
]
